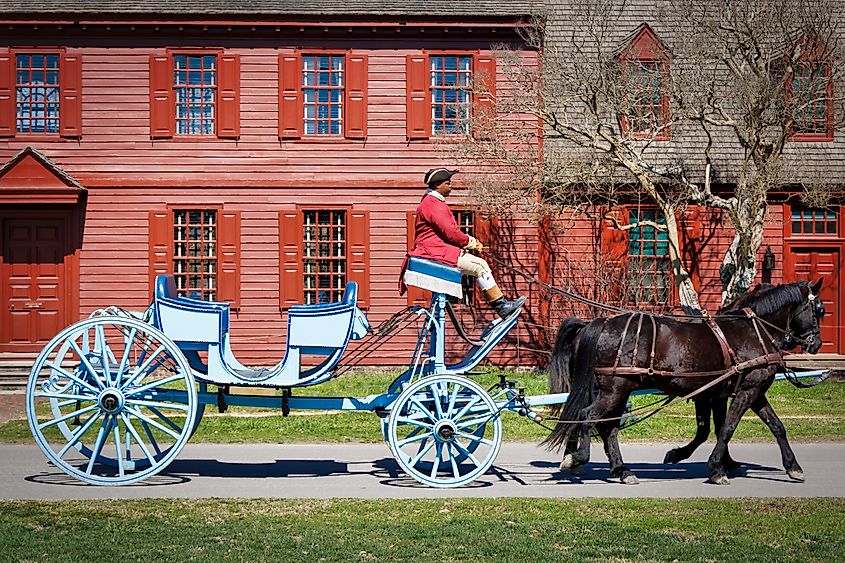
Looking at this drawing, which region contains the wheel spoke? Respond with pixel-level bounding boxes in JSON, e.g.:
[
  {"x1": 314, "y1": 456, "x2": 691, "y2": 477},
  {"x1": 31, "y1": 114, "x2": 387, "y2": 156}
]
[
  {"x1": 38, "y1": 403, "x2": 99, "y2": 431},
  {"x1": 121, "y1": 413, "x2": 157, "y2": 465},
  {"x1": 452, "y1": 394, "x2": 481, "y2": 422},
  {"x1": 408, "y1": 396, "x2": 436, "y2": 422},
  {"x1": 85, "y1": 415, "x2": 114, "y2": 475},
  {"x1": 408, "y1": 438, "x2": 436, "y2": 467},
  {"x1": 125, "y1": 398, "x2": 189, "y2": 412},
  {"x1": 397, "y1": 430, "x2": 431, "y2": 447},
  {"x1": 113, "y1": 419, "x2": 125, "y2": 477},
  {"x1": 446, "y1": 384, "x2": 460, "y2": 416},
  {"x1": 146, "y1": 405, "x2": 184, "y2": 434},
  {"x1": 395, "y1": 416, "x2": 434, "y2": 430},
  {"x1": 125, "y1": 374, "x2": 185, "y2": 398},
  {"x1": 447, "y1": 443, "x2": 460, "y2": 478},
  {"x1": 429, "y1": 442, "x2": 443, "y2": 478},
  {"x1": 451, "y1": 439, "x2": 481, "y2": 468},
  {"x1": 430, "y1": 383, "x2": 445, "y2": 419},
  {"x1": 456, "y1": 415, "x2": 493, "y2": 430},
  {"x1": 125, "y1": 406, "x2": 182, "y2": 440},
  {"x1": 122, "y1": 345, "x2": 167, "y2": 389},
  {"x1": 57, "y1": 411, "x2": 102, "y2": 459},
  {"x1": 455, "y1": 430, "x2": 494, "y2": 447},
  {"x1": 141, "y1": 420, "x2": 162, "y2": 455},
  {"x1": 114, "y1": 327, "x2": 137, "y2": 388},
  {"x1": 45, "y1": 362, "x2": 100, "y2": 396},
  {"x1": 68, "y1": 340, "x2": 107, "y2": 391},
  {"x1": 95, "y1": 324, "x2": 113, "y2": 387},
  {"x1": 34, "y1": 391, "x2": 97, "y2": 402}
]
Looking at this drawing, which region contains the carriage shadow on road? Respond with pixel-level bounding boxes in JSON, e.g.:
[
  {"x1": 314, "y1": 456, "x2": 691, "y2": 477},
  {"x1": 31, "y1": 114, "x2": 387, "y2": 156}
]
[{"x1": 22, "y1": 457, "x2": 797, "y2": 489}]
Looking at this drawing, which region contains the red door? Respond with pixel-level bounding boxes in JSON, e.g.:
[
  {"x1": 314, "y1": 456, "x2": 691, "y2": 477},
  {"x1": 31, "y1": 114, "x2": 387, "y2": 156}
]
[
  {"x1": 784, "y1": 246, "x2": 840, "y2": 354},
  {"x1": 1, "y1": 217, "x2": 67, "y2": 347}
]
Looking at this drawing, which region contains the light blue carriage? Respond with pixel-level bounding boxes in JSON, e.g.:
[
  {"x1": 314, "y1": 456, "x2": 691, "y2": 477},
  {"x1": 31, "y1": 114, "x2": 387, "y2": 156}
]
[{"x1": 26, "y1": 260, "x2": 561, "y2": 488}]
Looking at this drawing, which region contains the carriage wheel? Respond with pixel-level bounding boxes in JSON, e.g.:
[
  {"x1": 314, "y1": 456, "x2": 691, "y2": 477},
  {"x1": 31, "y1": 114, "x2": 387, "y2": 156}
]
[
  {"x1": 26, "y1": 316, "x2": 197, "y2": 486},
  {"x1": 386, "y1": 375, "x2": 502, "y2": 488}
]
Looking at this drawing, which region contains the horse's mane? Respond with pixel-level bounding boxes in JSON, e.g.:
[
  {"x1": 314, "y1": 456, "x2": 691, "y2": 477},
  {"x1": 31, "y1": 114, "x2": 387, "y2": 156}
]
[{"x1": 720, "y1": 281, "x2": 807, "y2": 317}]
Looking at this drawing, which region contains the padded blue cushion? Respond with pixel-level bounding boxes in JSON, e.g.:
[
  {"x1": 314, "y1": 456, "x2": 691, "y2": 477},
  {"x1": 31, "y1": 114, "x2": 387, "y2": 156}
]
[{"x1": 407, "y1": 257, "x2": 462, "y2": 284}]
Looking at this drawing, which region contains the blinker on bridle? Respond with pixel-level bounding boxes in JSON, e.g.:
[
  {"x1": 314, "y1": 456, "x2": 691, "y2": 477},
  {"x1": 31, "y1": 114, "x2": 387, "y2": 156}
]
[{"x1": 783, "y1": 291, "x2": 824, "y2": 350}]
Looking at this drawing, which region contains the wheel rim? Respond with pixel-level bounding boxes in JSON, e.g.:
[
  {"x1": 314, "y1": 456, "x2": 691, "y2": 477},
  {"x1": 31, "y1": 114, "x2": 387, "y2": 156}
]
[
  {"x1": 26, "y1": 316, "x2": 197, "y2": 485},
  {"x1": 387, "y1": 375, "x2": 502, "y2": 488}
]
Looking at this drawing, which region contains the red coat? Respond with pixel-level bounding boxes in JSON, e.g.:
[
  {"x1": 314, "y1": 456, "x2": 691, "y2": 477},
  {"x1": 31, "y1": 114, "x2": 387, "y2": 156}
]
[
  {"x1": 409, "y1": 192, "x2": 469, "y2": 265},
  {"x1": 399, "y1": 192, "x2": 469, "y2": 295}
]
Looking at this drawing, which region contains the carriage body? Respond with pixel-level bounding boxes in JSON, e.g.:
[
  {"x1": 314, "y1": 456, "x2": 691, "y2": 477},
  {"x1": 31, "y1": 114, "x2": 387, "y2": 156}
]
[{"x1": 24, "y1": 262, "x2": 546, "y2": 488}]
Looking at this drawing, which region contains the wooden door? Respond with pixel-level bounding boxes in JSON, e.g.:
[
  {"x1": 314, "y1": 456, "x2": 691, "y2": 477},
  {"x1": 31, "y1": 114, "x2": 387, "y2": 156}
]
[
  {"x1": 1, "y1": 217, "x2": 67, "y2": 347},
  {"x1": 784, "y1": 246, "x2": 840, "y2": 354}
]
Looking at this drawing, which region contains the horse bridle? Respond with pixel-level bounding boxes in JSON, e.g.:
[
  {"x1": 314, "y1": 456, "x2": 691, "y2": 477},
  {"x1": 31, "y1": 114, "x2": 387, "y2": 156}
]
[{"x1": 781, "y1": 291, "x2": 825, "y2": 351}]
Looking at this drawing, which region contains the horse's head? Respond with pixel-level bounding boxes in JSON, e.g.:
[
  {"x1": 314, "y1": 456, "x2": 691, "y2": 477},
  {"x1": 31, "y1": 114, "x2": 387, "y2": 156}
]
[
  {"x1": 723, "y1": 279, "x2": 825, "y2": 353},
  {"x1": 781, "y1": 278, "x2": 825, "y2": 354}
]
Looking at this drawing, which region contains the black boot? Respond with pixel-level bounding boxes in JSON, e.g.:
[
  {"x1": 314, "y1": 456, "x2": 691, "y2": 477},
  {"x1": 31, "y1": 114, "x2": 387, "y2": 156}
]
[{"x1": 490, "y1": 295, "x2": 526, "y2": 319}]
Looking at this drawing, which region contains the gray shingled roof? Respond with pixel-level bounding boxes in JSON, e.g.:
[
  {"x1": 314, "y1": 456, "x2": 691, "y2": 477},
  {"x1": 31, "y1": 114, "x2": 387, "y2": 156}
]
[{"x1": 0, "y1": 1, "x2": 542, "y2": 17}]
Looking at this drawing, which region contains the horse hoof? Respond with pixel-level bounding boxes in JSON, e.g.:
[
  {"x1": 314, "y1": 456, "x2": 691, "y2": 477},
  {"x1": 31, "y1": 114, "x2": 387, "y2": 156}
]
[
  {"x1": 560, "y1": 454, "x2": 574, "y2": 470},
  {"x1": 787, "y1": 469, "x2": 805, "y2": 482},
  {"x1": 709, "y1": 474, "x2": 730, "y2": 485},
  {"x1": 663, "y1": 450, "x2": 680, "y2": 464},
  {"x1": 621, "y1": 474, "x2": 639, "y2": 485}
]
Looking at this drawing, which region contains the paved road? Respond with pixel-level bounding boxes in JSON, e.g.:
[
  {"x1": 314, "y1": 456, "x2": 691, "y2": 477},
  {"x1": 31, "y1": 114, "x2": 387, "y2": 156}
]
[{"x1": 2, "y1": 442, "x2": 844, "y2": 500}]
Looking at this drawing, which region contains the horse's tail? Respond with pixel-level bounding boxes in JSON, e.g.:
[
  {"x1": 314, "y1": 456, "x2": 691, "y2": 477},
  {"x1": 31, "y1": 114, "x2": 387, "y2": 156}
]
[
  {"x1": 548, "y1": 316, "x2": 587, "y2": 399},
  {"x1": 542, "y1": 316, "x2": 606, "y2": 451}
]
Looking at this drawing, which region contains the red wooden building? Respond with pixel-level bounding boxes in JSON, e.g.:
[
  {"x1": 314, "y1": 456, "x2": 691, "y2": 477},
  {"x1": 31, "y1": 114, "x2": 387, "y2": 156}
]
[
  {"x1": 0, "y1": 0, "x2": 842, "y2": 370},
  {"x1": 0, "y1": 1, "x2": 543, "y2": 368}
]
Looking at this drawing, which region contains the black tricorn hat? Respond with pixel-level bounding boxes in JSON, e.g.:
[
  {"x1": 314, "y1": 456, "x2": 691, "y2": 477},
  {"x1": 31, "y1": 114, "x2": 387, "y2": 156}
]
[{"x1": 424, "y1": 168, "x2": 459, "y2": 186}]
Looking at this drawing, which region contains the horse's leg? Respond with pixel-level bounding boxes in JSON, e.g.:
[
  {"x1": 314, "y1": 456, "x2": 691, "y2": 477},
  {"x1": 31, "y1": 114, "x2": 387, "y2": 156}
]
[
  {"x1": 597, "y1": 419, "x2": 638, "y2": 484},
  {"x1": 707, "y1": 384, "x2": 758, "y2": 485},
  {"x1": 664, "y1": 396, "x2": 712, "y2": 464},
  {"x1": 712, "y1": 396, "x2": 741, "y2": 471},
  {"x1": 561, "y1": 405, "x2": 594, "y2": 474},
  {"x1": 752, "y1": 395, "x2": 804, "y2": 481},
  {"x1": 560, "y1": 432, "x2": 581, "y2": 472}
]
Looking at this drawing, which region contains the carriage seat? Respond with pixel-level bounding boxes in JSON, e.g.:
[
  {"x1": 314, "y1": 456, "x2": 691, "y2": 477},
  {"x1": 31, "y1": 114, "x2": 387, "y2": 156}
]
[
  {"x1": 152, "y1": 274, "x2": 230, "y2": 345},
  {"x1": 403, "y1": 257, "x2": 463, "y2": 299}
]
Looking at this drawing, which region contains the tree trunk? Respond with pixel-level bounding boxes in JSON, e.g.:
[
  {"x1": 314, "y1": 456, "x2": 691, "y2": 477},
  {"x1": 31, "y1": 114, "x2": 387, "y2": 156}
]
[
  {"x1": 719, "y1": 199, "x2": 767, "y2": 306},
  {"x1": 664, "y1": 211, "x2": 702, "y2": 314}
]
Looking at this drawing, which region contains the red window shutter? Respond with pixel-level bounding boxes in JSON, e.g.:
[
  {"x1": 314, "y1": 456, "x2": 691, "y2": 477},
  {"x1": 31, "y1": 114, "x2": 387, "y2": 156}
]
[
  {"x1": 149, "y1": 54, "x2": 173, "y2": 138},
  {"x1": 347, "y1": 210, "x2": 371, "y2": 308},
  {"x1": 473, "y1": 54, "x2": 496, "y2": 137},
  {"x1": 405, "y1": 210, "x2": 429, "y2": 307},
  {"x1": 59, "y1": 53, "x2": 82, "y2": 137},
  {"x1": 217, "y1": 54, "x2": 240, "y2": 139},
  {"x1": 148, "y1": 210, "x2": 172, "y2": 295},
  {"x1": 601, "y1": 210, "x2": 628, "y2": 265},
  {"x1": 0, "y1": 50, "x2": 14, "y2": 137},
  {"x1": 279, "y1": 210, "x2": 304, "y2": 308},
  {"x1": 406, "y1": 54, "x2": 430, "y2": 140},
  {"x1": 344, "y1": 54, "x2": 368, "y2": 139},
  {"x1": 475, "y1": 215, "x2": 497, "y2": 251},
  {"x1": 217, "y1": 210, "x2": 241, "y2": 309},
  {"x1": 278, "y1": 53, "x2": 303, "y2": 139}
]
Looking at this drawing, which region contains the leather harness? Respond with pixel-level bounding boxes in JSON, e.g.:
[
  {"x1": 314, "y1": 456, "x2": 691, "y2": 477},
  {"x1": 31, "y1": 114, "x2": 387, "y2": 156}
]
[{"x1": 593, "y1": 308, "x2": 784, "y2": 396}]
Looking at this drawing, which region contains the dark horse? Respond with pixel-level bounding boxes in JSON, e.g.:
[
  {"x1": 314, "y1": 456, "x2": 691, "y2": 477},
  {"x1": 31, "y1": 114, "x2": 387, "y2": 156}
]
[{"x1": 544, "y1": 279, "x2": 825, "y2": 485}]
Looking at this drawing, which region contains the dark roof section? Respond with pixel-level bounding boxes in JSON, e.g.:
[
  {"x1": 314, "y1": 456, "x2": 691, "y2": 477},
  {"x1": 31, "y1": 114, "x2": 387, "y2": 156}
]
[{"x1": 0, "y1": 1, "x2": 542, "y2": 18}]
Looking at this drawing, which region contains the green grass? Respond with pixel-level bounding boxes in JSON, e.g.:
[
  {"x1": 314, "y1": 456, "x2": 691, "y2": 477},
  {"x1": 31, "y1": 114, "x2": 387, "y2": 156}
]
[
  {"x1": 0, "y1": 498, "x2": 843, "y2": 562},
  {"x1": 3, "y1": 372, "x2": 843, "y2": 444}
]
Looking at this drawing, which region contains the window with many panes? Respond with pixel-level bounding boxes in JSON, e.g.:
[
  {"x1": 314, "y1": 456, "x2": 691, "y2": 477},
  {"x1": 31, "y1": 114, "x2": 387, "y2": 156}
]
[
  {"x1": 172, "y1": 209, "x2": 217, "y2": 300},
  {"x1": 16, "y1": 53, "x2": 60, "y2": 134},
  {"x1": 624, "y1": 59, "x2": 668, "y2": 138},
  {"x1": 453, "y1": 209, "x2": 477, "y2": 302},
  {"x1": 627, "y1": 208, "x2": 670, "y2": 305},
  {"x1": 302, "y1": 54, "x2": 344, "y2": 135},
  {"x1": 303, "y1": 209, "x2": 346, "y2": 304},
  {"x1": 790, "y1": 63, "x2": 833, "y2": 139},
  {"x1": 173, "y1": 54, "x2": 216, "y2": 136},
  {"x1": 791, "y1": 206, "x2": 838, "y2": 235},
  {"x1": 430, "y1": 54, "x2": 472, "y2": 135}
]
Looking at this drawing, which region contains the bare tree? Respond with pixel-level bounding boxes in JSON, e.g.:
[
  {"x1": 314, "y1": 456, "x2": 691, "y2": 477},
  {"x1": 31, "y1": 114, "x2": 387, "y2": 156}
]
[{"x1": 443, "y1": 0, "x2": 844, "y2": 311}]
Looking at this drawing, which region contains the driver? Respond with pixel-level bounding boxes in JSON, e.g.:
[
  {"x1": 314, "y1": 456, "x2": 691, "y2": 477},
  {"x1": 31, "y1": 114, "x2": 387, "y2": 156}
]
[{"x1": 402, "y1": 168, "x2": 525, "y2": 319}]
